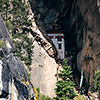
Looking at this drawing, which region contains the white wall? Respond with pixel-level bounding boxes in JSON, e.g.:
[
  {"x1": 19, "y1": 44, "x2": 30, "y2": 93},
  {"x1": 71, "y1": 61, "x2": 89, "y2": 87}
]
[{"x1": 48, "y1": 33, "x2": 65, "y2": 59}]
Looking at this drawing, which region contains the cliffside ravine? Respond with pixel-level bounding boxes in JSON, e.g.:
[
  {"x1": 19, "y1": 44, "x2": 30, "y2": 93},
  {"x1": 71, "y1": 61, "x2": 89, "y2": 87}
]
[{"x1": 30, "y1": 0, "x2": 100, "y2": 91}]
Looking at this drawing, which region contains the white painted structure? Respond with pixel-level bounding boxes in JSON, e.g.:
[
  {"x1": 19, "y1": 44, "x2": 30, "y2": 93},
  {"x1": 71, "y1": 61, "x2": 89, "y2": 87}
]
[{"x1": 47, "y1": 31, "x2": 65, "y2": 59}]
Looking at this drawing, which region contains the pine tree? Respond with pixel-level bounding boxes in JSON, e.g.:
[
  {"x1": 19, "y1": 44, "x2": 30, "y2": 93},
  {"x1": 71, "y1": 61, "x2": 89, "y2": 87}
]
[
  {"x1": 10, "y1": 0, "x2": 31, "y2": 34},
  {"x1": 54, "y1": 59, "x2": 77, "y2": 100},
  {"x1": 0, "y1": 0, "x2": 10, "y2": 23},
  {"x1": 0, "y1": 0, "x2": 31, "y2": 34}
]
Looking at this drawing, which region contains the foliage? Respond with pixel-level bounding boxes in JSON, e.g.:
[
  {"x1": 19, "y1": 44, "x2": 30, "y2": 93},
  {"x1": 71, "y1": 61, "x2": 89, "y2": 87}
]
[
  {"x1": 0, "y1": 0, "x2": 33, "y2": 67},
  {"x1": 0, "y1": 40, "x2": 4, "y2": 48},
  {"x1": 36, "y1": 87, "x2": 52, "y2": 100},
  {"x1": 0, "y1": 56, "x2": 2, "y2": 60},
  {"x1": 73, "y1": 95, "x2": 85, "y2": 100},
  {"x1": 39, "y1": 65, "x2": 43, "y2": 68},
  {"x1": 0, "y1": 0, "x2": 9, "y2": 13},
  {"x1": 13, "y1": 34, "x2": 34, "y2": 66},
  {"x1": 27, "y1": 71, "x2": 31, "y2": 81},
  {"x1": 93, "y1": 70, "x2": 100, "y2": 91},
  {"x1": 36, "y1": 87, "x2": 40, "y2": 93},
  {"x1": 0, "y1": 0, "x2": 31, "y2": 34},
  {"x1": 0, "y1": 40, "x2": 4, "y2": 60},
  {"x1": 93, "y1": 70, "x2": 100, "y2": 98},
  {"x1": 39, "y1": 94, "x2": 52, "y2": 100},
  {"x1": 54, "y1": 59, "x2": 77, "y2": 100}
]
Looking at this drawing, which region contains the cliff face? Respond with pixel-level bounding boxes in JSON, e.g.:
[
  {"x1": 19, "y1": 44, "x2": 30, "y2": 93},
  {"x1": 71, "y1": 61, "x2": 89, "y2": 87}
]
[
  {"x1": 73, "y1": 0, "x2": 100, "y2": 86},
  {"x1": 1, "y1": 0, "x2": 100, "y2": 98},
  {"x1": 29, "y1": 36, "x2": 58, "y2": 97},
  {"x1": 0, "y1": 0, "x2": 59, "y2": 98},
  {"x1": 27, "y1": 11, "x2": 58, "y2": 98},
  {"x1": 76, "y1": 0, "x2": 100, "y2": 86},
  {"x1": 30, "y1": 0, "x2": 100, "y2": 88},
  {"x1": 0, "y1": 15, "x2": 34, "y2": 99}
]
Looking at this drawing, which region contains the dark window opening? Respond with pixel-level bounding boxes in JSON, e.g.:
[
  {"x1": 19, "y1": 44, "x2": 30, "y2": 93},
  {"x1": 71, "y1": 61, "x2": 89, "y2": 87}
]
[
  {"x1": 57, "y1": 36, "x2": 62, "y2": 41},
  {"x1": 58, "y1": 43, "x2": 62, "y2": 49}
]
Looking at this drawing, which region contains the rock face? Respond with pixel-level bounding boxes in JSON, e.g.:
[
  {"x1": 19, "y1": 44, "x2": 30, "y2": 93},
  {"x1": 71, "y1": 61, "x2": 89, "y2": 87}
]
[
  {"x1": 28, "y1": 9, "x2": 57, "y2": 58},
  {"x1": 26, "y1": 8, "x2": 58, "y2": 98},
  {"x1": 0, "y1": 15, "x2": 34, "y2": 99},
  {"x1": 30, "y1": 0, "x2": 100, "y2": 89},
  {"x1": 28, "y1": 33, "x2": 58, "y2": 98},
  {"x1": 73, "y1": 0, "x2": 100, "y2": 86}
]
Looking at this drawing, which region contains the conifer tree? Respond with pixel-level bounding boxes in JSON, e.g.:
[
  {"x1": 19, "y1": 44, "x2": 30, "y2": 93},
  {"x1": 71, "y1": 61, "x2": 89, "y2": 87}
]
[
  {"x1": 10, "y1": 0, "x2": 31, "y2": 34},
  {"x1": 0, "y1": 0, "x2": 9, "y2": 22},
  {"x1": 54, "y1": 59, "x2": 77, "y2": 100},
  {"x1": 0, "y1": 0, "x2": 31, "y2": 34}
]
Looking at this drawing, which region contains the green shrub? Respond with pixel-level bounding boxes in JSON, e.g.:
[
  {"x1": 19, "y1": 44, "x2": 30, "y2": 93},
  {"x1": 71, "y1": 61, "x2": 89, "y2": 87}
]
[
  {"x1": 93, "y1": 70, "x2": 100, "y2": 99},
  {"x1": 0, "y1": 40, "x2": 4, "y2": 48},
  {"x1": 13, "y1": 34, "x2": 34, "y2": 67},
  {"x1": 36, "y1": 87, "x2": 52, "y2": 100},
  {"x1": 54, "y1": 59, "x2": 77, "y2": 100}
]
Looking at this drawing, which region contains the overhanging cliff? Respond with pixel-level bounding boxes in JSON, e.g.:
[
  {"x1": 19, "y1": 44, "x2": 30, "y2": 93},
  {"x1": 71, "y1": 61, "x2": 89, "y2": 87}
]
[{"x1": 30, "y1": 0, "x2": 100, "y2": 89}]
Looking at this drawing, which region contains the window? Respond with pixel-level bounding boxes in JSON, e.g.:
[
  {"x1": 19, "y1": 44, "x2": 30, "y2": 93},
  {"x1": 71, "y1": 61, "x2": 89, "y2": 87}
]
[
  {"x1": 58, "y1": 43, "x2": 62, "y2": 49},
  {"x1": 57, "y1": 36, "x2": 62, "y2": 41}
]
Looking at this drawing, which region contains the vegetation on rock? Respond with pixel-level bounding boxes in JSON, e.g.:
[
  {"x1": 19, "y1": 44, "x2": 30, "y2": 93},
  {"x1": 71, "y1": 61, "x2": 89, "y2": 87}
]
[
  {"x1": 13, "y1": 34, "x2": 34, "y2": 67},
  {"x1": 54, "y1": 59, "x2": 77, "y2": 100},
  {"x1": 93, "y1": 70, "x2": 100, "y2": 99},
  {"x1": 36, "y1": 87, "x2": 52, "y2": 100},
  {"x1": 0, "y1": 40, "x2": 4, "y2": 48},
  {"x1": 0, "y1": 0, "x2": 33, "y2": 67},
  {"x1": 0, "y1": 0, "x2": 31, "y2": 34}
]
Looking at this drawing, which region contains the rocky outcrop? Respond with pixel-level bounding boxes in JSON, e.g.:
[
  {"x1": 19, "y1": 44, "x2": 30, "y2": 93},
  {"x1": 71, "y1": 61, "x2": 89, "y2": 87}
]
[
  {"x1": 27, "y1": 32, "x2": 58, "y2": 98},
  {"x1": 28, "y1": 9, "x2": 57, "y2": 58},
  {"x1": 25, "y1": 8, "x2": 58, "y2": 98},
  {"x1": 29, "y1": 0, "x2": 72, "y2": 31},
  {"x1": 0, "y1": 15, "x2": 34, "y2": 99}
]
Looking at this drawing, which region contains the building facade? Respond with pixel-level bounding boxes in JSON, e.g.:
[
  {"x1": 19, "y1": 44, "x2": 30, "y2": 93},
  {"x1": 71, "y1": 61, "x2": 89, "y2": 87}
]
[{"x1": 47, "y1": 31, "x2": 65, "y2": 59}]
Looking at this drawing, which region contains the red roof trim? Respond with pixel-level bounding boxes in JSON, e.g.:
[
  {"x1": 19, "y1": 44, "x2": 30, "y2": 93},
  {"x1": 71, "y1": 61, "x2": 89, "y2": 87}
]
[
  {"x1": 48, "y1": 36, "x2": 64, "y2": 39},
  {"x1": 55, "y1": 36, "x2": 64, "y2": 38},
  {"x1": 49, "y1": 36, "x2": 53, "y2": 38}
]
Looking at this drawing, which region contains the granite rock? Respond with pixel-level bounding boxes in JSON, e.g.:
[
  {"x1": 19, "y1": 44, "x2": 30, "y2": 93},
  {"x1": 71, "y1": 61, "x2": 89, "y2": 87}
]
[{"x1": 0, "y1": 15, "x2": 31, "y2": 99}]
